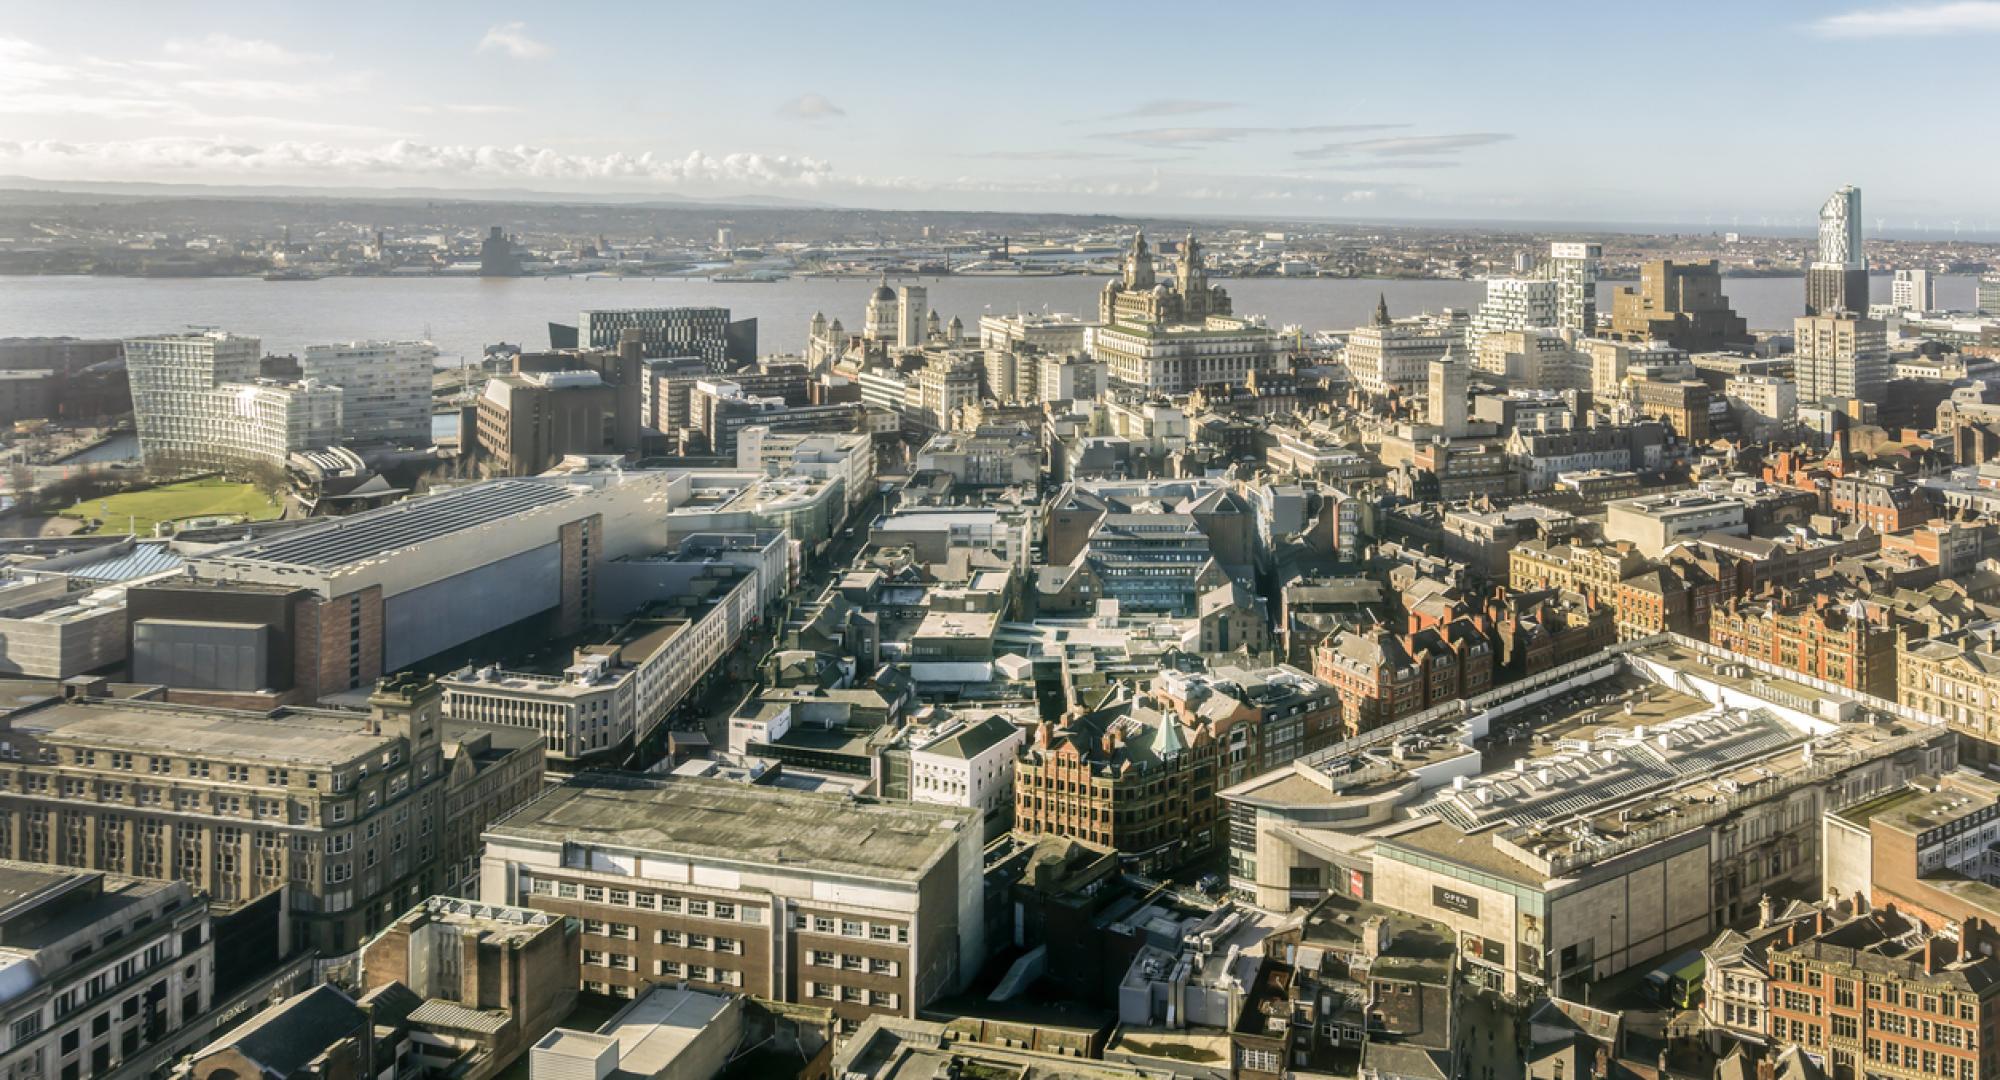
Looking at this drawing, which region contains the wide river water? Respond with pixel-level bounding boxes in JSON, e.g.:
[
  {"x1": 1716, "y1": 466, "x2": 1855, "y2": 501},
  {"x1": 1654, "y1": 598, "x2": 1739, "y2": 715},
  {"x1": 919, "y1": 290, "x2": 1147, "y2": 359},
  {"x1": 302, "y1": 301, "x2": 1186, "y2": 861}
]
[{"x1": 0, "y1": 272, "x2": 1975, "y2": 366}]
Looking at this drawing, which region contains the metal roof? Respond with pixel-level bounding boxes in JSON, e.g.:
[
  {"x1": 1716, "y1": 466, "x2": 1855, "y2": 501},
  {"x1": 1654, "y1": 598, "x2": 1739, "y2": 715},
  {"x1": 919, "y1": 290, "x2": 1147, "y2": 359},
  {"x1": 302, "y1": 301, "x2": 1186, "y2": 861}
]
[
  {"x1": 63, "y1": 542, "x2": 183, "y2": 583},
  {"x1": 211, "y1": 480, "x2": 575, "y2": 570}
]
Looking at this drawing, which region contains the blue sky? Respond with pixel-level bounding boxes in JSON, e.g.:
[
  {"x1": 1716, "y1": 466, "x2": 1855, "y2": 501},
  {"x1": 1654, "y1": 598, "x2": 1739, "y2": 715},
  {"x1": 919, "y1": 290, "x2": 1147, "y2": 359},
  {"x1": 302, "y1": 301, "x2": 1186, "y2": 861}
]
[{"x1": 4, "y1": 0, "x2": 2000, "y2": 224}]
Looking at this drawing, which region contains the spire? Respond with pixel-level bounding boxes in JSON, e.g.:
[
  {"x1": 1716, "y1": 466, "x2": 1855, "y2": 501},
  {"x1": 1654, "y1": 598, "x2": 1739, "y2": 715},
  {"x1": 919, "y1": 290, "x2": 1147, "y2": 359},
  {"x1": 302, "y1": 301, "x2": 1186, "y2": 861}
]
[
  {"x1": 1156, "y1": 710, "x2": 1186, "y2": 756},
  {"x1": 1374, "y1": 293, "x2": 1391, "y2": 327}
]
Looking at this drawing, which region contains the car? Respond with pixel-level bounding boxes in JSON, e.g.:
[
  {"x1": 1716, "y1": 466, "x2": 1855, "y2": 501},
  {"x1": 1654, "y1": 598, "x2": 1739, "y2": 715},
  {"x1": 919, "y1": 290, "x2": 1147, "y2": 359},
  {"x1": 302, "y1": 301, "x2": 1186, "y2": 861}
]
[{"x1": 1196, "y1": 873, "x2": 1223, "y2": 894}]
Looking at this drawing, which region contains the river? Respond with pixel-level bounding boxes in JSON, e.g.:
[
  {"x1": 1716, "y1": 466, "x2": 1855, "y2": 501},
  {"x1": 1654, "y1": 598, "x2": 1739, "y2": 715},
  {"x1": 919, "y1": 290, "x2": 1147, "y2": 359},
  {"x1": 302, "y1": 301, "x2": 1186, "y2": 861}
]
[{"x1": 0, "y1": 272, "x2": 1976, "y2": 365}]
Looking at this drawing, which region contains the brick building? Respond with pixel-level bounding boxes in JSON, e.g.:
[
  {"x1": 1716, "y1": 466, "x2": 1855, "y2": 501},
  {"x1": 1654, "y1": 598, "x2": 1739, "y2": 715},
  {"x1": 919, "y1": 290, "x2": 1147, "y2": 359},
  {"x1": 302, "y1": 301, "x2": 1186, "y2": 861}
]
[
  {"x1": 1710, "y1": 587, "x2": 1900, "y2": 699},
  {"x1": 1764, "y1": 909, "x2": 2000, "y2": 1080},
  {"x1": 1013, "y1": 687, "x2": 1224, "y2": 869}
]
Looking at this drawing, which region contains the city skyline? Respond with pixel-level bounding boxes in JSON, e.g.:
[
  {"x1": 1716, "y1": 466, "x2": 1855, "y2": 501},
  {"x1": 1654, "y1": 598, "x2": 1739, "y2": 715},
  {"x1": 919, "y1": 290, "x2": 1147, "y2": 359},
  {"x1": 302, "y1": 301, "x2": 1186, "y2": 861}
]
[{"x1": 5, "y1": 1, "x2": 2000, "y2": 224}]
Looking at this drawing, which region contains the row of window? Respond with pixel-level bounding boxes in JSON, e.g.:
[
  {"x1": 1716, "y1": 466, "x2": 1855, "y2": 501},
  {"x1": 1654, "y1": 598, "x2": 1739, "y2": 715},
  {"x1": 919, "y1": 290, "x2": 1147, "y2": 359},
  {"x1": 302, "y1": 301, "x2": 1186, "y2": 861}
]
[
  {"x1": 804, "y1": 982, "x2": 898, "y2": 1009},
  {"x1": 525, "y1": 878, "x2": 764, "y2": 924},
  {"x1": 792, "y1": 912, "x2": 909, "y2": 944}
]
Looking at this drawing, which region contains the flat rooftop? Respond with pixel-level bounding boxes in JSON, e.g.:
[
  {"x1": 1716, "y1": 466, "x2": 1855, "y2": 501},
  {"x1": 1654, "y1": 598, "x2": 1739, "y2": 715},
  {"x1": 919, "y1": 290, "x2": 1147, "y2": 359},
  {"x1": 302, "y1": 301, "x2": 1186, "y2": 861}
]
[
  {"x1": 486, "y1": 775, "x2": 974, "y2": 882},
  {"x1": 207, "y1": 478, "x2": 577, "y2": 570},
  {"x1": 9, "y1": 699, "x2": 397, "y2": 766}
]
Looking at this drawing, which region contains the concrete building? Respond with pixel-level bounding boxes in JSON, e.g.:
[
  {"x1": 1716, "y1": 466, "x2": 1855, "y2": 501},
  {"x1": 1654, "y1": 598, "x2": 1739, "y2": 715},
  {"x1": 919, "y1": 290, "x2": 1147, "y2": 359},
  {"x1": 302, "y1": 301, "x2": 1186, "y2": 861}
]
[
  {"x1": 125, "y1": 331, "x2": 343, "y2": 470},
  {"x1": 476, "y1": 339, "x2": 644, "y2": 475},
  {"x1": 1891, "y1": 267, "x2": 1934, "y2": 313},
  {"x1": 300, "y1": 340, "x2": 436, "y2": 445},
  {"x1": 0, "y1": 863, "x2": 212, "y2": 1080},
  {"x1": 913, "y1": 428, "x2": 1039, "y2": 488},
  {"x1": 1038, "y1": 353, "x2": 1108, "y2": 403},
  {"x1": 978, "y1": 311, "x2": 1094, "y2": 355},
  {"x1": 1793, "y1": 313, "x2": 1888, "y2": 406},
  {"x1": 358, "y1": 895, "x2": 580, "y2": 1077},
  {"x1": 442, "y1": 534, "x2": 777, "y2": 764},
  {"x1": 0, "y1": 572, "x2": 133, "y2": 679},
  {"x1": 1806, "y1": 185, "x2": 1868, "y2": 317},
  {"x1": 736, "y1": 427, "x2": 875, "y2": 513},
  {"x1": 1726, "y1": 374, "x2": 1798, "y2": 443},
  {"x1": 131, "y1": 473, "x2": 670, "y2": 703},
  {"x1": 1466, "y1": 276, "x2": 1557, "y2": 357},
  {"x1": 530, "y1": 984, "x2": 745, "y2": 1080},
  {"x1": 577, "y1": 308, "x2": 745, "y2": 371},
  {"x1": 913, "y1": 354, "x2": 984, "y2": 431},
  {"x1": 895, "y1": 286, "x2": 927, "y2": 350},
  {"x1": 1548, "y1": 241, "x2": 1602, "y2": 336},
  {"x1": 0, "y1": 675, "x2": 542, "y2": 956},
  {"x1": 1605, "y1": 491, "x2": 1749, "y2": 557},
  {"x1": 1608, "y1": 261, "x2": 1751, "y2": 353},
  {"x1": 1344, "y1": 297, "x2": 1458, "y2": 397},
  {"x1": 481, "y1": 774, "x2": 983, "y2": 1035},
  {"x1": 1221, "y1": 638, "x2": 1956, "y2": 996},
  {"x1": 1427, "y1": 352, "x2": 1469, "y2": 436},
  {"x1": 909, "y1": 713, "x2": 1027, "y2": 839}
]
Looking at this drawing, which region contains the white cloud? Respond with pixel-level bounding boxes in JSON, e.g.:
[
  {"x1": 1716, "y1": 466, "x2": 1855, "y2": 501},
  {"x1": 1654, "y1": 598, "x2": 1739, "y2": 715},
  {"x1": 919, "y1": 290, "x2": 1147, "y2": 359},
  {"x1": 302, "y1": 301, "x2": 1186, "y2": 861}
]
[
  {"x1": 164, "y1": 33, "x2": 327, "y2": 65},
  {"x1": 477, "y1": 22, "x2": 550, "y2": 59},
  {"x1": 778, "y1": 93, "x2": 845, "y2": 120},
  {"x1": 0, "y1": 137, "x2": 833, "y2": 188},
  {"x1": 1813, "y1": 2, "x2": 2000, "y2": 35},
  {"x1": 1102, "y1": 99, "x2": 1238, "y2": 120},
  {"x1": 404, "y1": 103, "x2": 522, "y2": 116},
  {"x1": 1296, "y1": 133, "x2": 1512, "y2": 159},
  {"x1": 1100, "y1": 123, "x2": 1405, "y2": 148}
]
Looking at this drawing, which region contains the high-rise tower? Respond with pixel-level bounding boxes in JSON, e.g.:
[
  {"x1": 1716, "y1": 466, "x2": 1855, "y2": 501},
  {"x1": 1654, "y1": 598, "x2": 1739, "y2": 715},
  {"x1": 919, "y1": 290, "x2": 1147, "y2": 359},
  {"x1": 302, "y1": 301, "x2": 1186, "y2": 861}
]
[{"x1": 1806, "y1": 185, "x2": 1868, "y2": 316}]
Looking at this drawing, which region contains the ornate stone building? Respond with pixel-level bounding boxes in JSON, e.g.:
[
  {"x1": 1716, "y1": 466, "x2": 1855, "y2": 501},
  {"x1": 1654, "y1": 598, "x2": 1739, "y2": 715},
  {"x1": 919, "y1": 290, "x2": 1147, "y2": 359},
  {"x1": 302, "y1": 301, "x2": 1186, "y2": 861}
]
[{"x1": 1099, "y1": 231, "x2": 1232, "y2": 327}]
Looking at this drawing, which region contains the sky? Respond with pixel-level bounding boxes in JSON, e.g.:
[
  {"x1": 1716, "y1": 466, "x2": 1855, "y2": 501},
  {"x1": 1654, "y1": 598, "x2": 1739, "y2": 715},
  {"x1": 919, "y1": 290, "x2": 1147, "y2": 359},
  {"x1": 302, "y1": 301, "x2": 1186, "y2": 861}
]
[{"x1": 4, "y1": 1, "x2": 2000, "y2": 226}]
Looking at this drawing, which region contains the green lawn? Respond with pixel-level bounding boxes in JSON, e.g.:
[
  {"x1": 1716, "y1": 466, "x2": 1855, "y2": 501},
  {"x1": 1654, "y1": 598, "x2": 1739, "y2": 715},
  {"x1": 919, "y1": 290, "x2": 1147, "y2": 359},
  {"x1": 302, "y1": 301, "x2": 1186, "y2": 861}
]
[{"x1": 59, "y1": 477, "x2": 281, "y2": 536}]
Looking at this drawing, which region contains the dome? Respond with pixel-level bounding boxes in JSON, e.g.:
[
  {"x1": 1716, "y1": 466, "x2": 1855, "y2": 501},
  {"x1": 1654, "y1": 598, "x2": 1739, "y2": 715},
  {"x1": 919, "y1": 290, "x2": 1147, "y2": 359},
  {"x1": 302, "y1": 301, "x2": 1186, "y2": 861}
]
[{"x1": 871, "y1": 282, "x2": 896, "y2": 303}]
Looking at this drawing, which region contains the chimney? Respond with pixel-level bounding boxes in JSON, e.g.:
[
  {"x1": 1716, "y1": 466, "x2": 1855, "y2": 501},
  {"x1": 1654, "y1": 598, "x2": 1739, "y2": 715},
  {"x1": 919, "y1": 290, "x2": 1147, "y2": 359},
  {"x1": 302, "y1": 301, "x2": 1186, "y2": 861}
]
[
  {"x1": 1755, "y1": 1058, "x2": 1776, "y2": 1080},
  {"x1": 1925, "y1": 937, "x2": 1940, "y2": 974},
  {"x1": 1814, "y1": 911, "x2": 1826, "y2": 938}
]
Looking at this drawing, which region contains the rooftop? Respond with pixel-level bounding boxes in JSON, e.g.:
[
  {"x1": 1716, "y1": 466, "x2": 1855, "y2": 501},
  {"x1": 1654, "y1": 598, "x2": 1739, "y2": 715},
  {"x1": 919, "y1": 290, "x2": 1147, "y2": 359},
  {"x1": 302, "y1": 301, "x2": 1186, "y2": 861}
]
[
  {"x1": 6, "y1": 698, "x2": 409, "y2": 767},
  {"x1": 207, "y1": 478, "x2": 578, "y2": 571},
  {"x1": 486, "y1": 774, "x2": 975, "y2": 882}
]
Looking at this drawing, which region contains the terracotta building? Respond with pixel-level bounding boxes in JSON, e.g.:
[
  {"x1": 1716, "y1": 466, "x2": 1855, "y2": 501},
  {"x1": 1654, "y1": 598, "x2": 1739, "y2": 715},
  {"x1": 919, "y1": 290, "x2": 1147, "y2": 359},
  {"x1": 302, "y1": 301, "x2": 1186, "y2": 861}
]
[
  {"x1": 1764, "y1": 908, "x2": 2000, "y2": 1080},
  {"x1": 1709, "y1": 586, "x2": 1899, "y2": 699},
  {"x1": 1013, "y1": 686, "x2": 1223, "y2": 870}
]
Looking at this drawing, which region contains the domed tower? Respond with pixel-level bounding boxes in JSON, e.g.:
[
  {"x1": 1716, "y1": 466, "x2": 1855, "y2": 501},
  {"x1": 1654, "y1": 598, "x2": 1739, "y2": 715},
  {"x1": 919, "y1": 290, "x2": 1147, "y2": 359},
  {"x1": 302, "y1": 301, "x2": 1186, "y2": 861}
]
[
  {"x1": 927, "y1": 309, "x2": 942, "y2": 340},
  {"x1": 946, "y1": 315, "x2": 963, "y2": 342},
  {"x1": 1176, "y1": 232, "x2": 1213, "y2": 319},
  {"x1": 809, "y1": 310, "x2": 828, "y2": 339},
  {"x1": 1124, "y1": 229, "x2": 1156, "y2": 289},
  {"x1": 863, "y1": 275, "x2": 898, "y2": 342}
]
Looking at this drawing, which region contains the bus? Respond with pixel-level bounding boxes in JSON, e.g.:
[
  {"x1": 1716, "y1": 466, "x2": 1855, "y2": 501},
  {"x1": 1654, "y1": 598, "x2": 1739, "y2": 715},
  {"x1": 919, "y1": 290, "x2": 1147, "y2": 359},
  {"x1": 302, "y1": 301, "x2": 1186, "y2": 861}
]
[{"x1": 1642, "y1": 949, "x2": 1707, "y2": 1010}]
